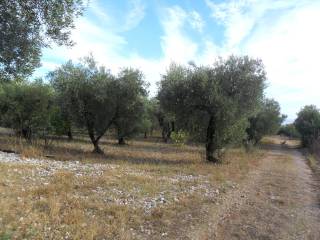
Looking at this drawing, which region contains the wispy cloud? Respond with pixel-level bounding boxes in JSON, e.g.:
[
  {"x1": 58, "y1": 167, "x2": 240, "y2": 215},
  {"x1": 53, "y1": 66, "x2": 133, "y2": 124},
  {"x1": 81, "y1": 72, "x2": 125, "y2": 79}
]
[
  {"x1": 34, "y1": 0, "x2": 320, "y2": 119},
  {"x1": 188, "y1": 11, "x2": 205, "y2": 32},
  {"x1": 122, "y1": 0, "x2": 146, "y2": 31},
  {"x1": 160, "y1": 6, "x2": 199, "y2": 63},
  {"x1": 88, "y1": 0, "x2": 146, "y2": 32},
  {"x1": 204, "y1": 0, "x2": 320, "y2": 118}
]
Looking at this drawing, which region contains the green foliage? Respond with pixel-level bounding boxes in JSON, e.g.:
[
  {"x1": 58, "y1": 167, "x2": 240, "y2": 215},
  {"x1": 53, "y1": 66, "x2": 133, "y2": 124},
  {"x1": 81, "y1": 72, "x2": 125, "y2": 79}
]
[
  {"x1": 49, "y1": 56, "x2": 117, "y2": 153},
  {"x1": 0, "y1": 80, "x2": 53, "y2": 141},
  {"x1": 50, "y1": 105, "x2": 72, "y2": 138},
  {"x1": 246, "y1": 98, "x2": 285, "y2": 144},
  {"x1": 49, "y1": 56, "x2": 149, "y2": 151},
  {"x1": 278, "y1": 124, "x2": 300, "y2": 138},
  {"x1": 142, "y1": 98, "x2": 160, "y2": 136},
  {"x1": 0, "y1": 232, "x2": 12, "y2": 240},
  {"x1": 158, "y1": 56, "x2": 266, "y2": 162},
  {"x1": 0, "y1": 0, "x2": 84, "y2": 81},
  {"x1": 113, "y1": 68, "x2": 148, "y2": 143},
  {"x1": 155, "y1": 104, "x2": 175, "y2": 142},
  {"x1": 171, "y1": 130, "x2": 188, "y2": 146},
  {"x1": 294, "y1": 105, "x2": 320, "y2": 147}
]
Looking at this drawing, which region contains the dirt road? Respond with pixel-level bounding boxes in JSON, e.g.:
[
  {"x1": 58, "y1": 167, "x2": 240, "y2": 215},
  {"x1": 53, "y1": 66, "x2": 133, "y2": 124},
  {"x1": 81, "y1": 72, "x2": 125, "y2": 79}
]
[{"x1": 214, "y1": 143, "x2": 320, "y2": 240}]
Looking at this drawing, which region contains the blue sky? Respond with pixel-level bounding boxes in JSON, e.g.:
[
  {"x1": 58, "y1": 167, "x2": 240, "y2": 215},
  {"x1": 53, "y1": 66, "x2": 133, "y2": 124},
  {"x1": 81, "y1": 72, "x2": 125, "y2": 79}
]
[{"x1": 34, "y1": 0, "x2": 320, "y2": 122}]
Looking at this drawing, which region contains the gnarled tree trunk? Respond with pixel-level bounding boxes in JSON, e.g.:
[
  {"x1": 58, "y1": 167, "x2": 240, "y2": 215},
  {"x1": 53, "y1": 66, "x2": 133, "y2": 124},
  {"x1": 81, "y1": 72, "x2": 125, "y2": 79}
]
[
  {"x1": 92, "y1": 139, "x2": 104, "y2": 154},
  {"x1": 67, "y1": 127, "x2": 73, "y2": 141},
  {"x1": 118, "y1": 137, "x2": 126, "y2": 145},
  {"x1": 162, "y1": 122, "x2": 172, "y2": 143},
  {"x1": 88, "y1": 126, "x2": 104, "y2": 154},
  {"x1": 206, "y1": 116, "x2": 219, "y2": 163},
  {"x1": 22, "y1": 127, "x2": 32, "y2": 143}
]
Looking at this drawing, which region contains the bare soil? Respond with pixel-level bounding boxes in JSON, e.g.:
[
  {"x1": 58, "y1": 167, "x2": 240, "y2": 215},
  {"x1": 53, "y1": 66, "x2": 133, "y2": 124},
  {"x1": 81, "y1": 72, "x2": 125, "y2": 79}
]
[{"x1": 212, "y1": 141, "x2": 320, "y2": 240}]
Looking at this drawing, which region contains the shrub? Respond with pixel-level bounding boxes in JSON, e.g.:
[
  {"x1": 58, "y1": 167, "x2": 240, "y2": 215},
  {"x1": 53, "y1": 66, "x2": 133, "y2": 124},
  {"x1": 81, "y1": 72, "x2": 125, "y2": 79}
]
[
  {"x1": 294, "y1": 105, "x2": 320, "y2": 147},
  {"x1": 278, "y1": 124, "x2": 300, "y2": 138},
  {"x1": 171, "y1": 130, "x2": 188, "y2": 146},
  {"x1": 0, "y1": 80, "x2": 53, "y2": 142}
]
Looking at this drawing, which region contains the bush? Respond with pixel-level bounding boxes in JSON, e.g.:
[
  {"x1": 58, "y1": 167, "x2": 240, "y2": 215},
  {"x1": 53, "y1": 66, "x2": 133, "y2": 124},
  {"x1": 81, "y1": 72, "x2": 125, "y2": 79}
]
[
  {"x1": 294, "y1": 105, "x2": 320, "y2": 147},
  {"x1": 278, "y1": 124, "x2": 300, "y2": 138},
  {"x1": 246, "y1": 99, "x2": 285, "y2": 144},
  {"x1": 171, "y1": 130, "x2": 188, "y2": 146},
  {"x1": 0, "y1": 80, "x2": 53, "y2": 142}
]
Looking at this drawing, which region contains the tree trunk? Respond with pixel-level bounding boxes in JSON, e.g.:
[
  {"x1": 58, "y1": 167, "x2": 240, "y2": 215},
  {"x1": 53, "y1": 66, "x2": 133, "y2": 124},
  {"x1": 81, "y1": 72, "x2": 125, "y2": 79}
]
[
  {"x1": 171, "y1": 121, "x2": 175, "y2": 132},
  {"x1": 67, "y1": 128, "x2": 73, "y2": 141},
  {"x1": 162, "y1": 128, "x2": 167, "y2": 142},
  {"x1": 92, "y1": 140, "x2": 104, "y2": 154},
  {"x1": 22, "y1": 127, "x2": 32, "y2": 143},
  {"x1": 206, "y1": 116, "x2": 219, "y2": 163},
  {"x1": 118, "y1": 137, "x2": 126, "y2": 145},
  {"x1": 144, "y1": 131, "x2": 147, "y2": 138},
  {"x1": 88, "y1": 127, "x2": 104, "y2": 154},
  {"x1": 162, "y1": 122, "x2": 171, "y2": 143}
]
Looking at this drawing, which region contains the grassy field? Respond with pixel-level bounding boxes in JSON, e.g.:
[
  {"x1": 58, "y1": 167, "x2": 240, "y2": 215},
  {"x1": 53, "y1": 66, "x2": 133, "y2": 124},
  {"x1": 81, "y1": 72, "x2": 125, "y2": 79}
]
[{"x1": 0, "y1": 133, "x2": 265, "y2": 239}]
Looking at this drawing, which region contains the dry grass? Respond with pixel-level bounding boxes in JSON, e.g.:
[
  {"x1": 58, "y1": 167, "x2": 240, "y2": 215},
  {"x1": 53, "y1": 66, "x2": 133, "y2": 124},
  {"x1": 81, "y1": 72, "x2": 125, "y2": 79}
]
[
  {"x1": 0, "y1": 133, "x2": 265, "y2": 239},
  {"x1": 261, "y1": 135, "x2": 301, "y2": 148},
  {"x1": 306, "y1": 154, "x2": 317, "y2": 171}
]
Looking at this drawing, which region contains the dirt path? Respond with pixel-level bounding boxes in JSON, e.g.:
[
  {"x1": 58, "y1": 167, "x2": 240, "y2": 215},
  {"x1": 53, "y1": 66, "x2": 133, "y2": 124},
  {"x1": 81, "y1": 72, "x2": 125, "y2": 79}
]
[{"x1": 214, "y1": 144, "x2": 320, "y2": 240}]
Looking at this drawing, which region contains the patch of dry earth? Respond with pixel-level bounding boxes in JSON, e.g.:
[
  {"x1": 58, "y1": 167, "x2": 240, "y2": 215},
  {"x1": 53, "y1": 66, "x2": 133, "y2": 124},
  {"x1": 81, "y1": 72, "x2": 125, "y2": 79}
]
[{"x1": 213, "y1": 147, "x2": 320, "y2": 240}]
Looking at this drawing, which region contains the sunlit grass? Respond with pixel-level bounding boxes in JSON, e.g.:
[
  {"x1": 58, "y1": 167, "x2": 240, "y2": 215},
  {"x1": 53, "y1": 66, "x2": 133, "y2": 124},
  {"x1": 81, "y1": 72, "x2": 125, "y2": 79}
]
[{"x1": 0, "y1": 133, "x2": 265, "y2": 239}]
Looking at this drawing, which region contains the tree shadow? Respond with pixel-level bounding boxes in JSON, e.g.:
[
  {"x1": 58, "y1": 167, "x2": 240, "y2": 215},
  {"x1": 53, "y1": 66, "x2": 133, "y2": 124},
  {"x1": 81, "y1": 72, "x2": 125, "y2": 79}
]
[{"x1": 40, "y1": 139, "x2": 204, "y2": 165}]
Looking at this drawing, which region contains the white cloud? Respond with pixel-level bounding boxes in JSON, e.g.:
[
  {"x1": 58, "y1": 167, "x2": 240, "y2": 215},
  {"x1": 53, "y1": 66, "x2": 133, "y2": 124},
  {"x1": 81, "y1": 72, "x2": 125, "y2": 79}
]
[
  {"x1": 123, "y1": 0, "x2": 146, "y2": 31},
  {"x1": 160, "y1": 6, "x2": 199, "y2": 64},
  {"x1": 36, "y1": 4, "x2": 216, "y2": 95},
  {"x1": 205, "y1": 0, "x2": 320, "y2": 120},
  {"x1": 88, "y1": 0, "x2": 146, "y2": 32},
  {"x1": 188, "y1": 11, "x2": 205, "y2": 32},
  {"x1": 35, "y1": 0, "x2": 320, "y2": 120},
  {"x1": 90, "y1": 0, "x2": 112, "y2": 23}
]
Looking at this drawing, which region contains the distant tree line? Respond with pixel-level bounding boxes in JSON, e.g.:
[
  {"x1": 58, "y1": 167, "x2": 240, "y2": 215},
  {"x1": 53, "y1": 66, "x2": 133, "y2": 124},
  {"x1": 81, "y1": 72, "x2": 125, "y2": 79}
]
[
  {"x1": 0, "y1": 1, "x2": 287, "y2": 162},
  {"x1": 277, "y1": 105, "x2": 320, "y2": 150},
  {"x1": 0, "y1": 55, "x2": 287, "y2": 162},
  {"x1": 293, "y1": 105, "x2": 320, "y2": 147}
]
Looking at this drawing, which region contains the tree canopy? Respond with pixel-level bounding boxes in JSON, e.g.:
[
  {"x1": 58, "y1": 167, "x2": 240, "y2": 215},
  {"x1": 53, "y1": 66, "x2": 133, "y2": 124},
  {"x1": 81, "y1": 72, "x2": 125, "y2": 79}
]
[
  {"x1": 246, "y1": 98, "x2": 285, "y2": 144},
  {"x1": 294, "y1": 105, "x2": 320, "y2": 147},
  {"x1": 158, "y1": 56, "x2": 266, "y2": 162},
  {"x1": 278, "y1": 124, "x2": 300, "y2": 139},
  {"x1": 113, "y1": 68, "x2": 148, "y2": 144},
  {"x1": 49, "y1": 57, "x2": 117, "y2": 153},
  {"x1": 0, "y1": 0, "x2": 84, "y2": 82},
  {"x1": 49, "y1": 56, "x2": 148, "y2": 153},
  {"x1": 0, "y1": 80, "x2": 53, "y2": 141}
]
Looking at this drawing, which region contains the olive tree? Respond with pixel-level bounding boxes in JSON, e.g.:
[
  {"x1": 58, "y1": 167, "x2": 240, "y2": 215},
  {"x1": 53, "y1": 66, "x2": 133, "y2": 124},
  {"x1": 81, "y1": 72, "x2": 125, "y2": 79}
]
[
  {"x1": 278, "y1": 124, "x2": 300, "y2": 138},
  {"x1": 50, "y1": 104, "x2": 73, "y2": 140},
  {"x1": 113, "y1": 68, "x2": 148, "y2": 144},
  {"x1": 158, "y1": 56, "x2": 266, "y2": 162},
  {"x1": 49, "y1": 57, "x2": 118, "y2": 154},
  {"x1": 142, "y1": 98, "x2": 161, "y2": 138},
  {"x1": 294, "y1": 105, "x2": 320, "y2": 147},
  {"x1": 246, "y1": 98, "x2": 285, "y2": 144},
  {"x1": 0, "y1": 80, "x2": 53, "y2": 142},
  {"x1": 0, "y1": 0, "x2": 84, "y2": 81},
  {"x1": 156, "y1": 107, "x2": 175, "y2": 142}
]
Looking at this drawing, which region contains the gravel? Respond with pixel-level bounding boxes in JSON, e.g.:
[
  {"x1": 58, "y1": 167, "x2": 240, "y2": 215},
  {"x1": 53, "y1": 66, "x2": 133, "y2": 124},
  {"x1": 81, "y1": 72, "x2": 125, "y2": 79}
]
[
  {"x1": 0, "y1": 151, "x2": 223, "y2": 213},
  {"x1": 0, "y1": 151, "x2": 117, "y2": 177}
]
